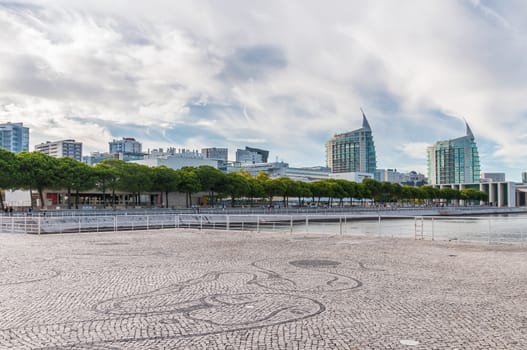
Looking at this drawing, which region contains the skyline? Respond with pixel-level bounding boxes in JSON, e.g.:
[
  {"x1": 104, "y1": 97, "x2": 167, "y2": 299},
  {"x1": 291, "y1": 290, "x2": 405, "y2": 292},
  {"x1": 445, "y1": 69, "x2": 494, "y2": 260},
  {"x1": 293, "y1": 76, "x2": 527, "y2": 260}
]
[{"x1": 1, "y1": 1, "x2": 527, "y2": 180}]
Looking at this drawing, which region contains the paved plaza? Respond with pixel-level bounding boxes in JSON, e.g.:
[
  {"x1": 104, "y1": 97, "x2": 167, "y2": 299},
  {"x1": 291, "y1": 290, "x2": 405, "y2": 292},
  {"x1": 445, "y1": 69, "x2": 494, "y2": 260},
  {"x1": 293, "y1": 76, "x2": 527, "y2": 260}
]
[{"x1": 0, "y1": 229, "x2": 526, "y2": 349}]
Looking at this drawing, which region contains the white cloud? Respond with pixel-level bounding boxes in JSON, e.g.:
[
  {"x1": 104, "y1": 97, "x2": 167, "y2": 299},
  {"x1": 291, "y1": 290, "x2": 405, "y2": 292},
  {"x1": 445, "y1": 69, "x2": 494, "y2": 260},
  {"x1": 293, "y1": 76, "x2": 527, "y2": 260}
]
[{"x1": 1, "y1": 1, "x2": 527, "y2": 180}]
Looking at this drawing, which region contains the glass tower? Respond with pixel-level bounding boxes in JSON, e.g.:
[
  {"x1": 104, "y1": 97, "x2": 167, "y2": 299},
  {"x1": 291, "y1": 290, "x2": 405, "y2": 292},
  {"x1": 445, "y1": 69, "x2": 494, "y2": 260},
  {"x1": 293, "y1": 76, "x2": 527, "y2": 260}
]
[
  {"x1": 325, "y1": 110, "x2": 377, "y2": 174},
  {"x1": 427, "y1": 123, "x2": 480, "y2": 184},
  {"x1": 0, "y1": 122, "x2": 29, "y2": 153}
]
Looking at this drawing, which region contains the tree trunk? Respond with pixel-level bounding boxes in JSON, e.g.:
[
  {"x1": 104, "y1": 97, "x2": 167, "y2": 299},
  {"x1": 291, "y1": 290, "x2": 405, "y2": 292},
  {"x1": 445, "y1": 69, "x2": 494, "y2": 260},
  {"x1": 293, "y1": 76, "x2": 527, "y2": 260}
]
[
  {"x1": 102, "y1": 187, "x2": 107, "y2": 208},
  {"x1": 112, "y1": 188, "x2": 116, "y2": 209},
  {"x1": 38, "y1": 188, "x2": 45, "y2": 209},
  {"x1": 165, "y1": 191, "x2": 169, "y2": 208},
  {"x1": 75, "y1": 189, "x2": 79, "y2": 209},
  {"x1": 67, "y1": 188, "x2": 72, "y2": 209},
  {"x1": 29, "y1": 188, "x2": 35, "y2": 209},
  {"x1": 0, "y1": 191, "x2": 4, "y2": 211}
]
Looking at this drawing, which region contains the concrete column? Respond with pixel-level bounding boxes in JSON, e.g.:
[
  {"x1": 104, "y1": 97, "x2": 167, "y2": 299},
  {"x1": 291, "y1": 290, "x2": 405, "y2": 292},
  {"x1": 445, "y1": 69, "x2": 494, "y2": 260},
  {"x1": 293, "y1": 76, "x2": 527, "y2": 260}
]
[
  {"x1": 489, "y1": 183, "x2": 495, "y2": 206},
  {"x1": 479, "y1": 183, "x2": 485, "y2": 205},
  {"x1": 497, "y1": 183, "x2": 504, "y2": 208}
]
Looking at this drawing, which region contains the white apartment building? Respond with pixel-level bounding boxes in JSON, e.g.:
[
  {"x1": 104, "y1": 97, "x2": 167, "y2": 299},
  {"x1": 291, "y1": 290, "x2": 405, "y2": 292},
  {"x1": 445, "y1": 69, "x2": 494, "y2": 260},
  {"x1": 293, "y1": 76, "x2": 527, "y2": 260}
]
[{"x1": 35, "y1": 139, "x2": 82, "y2": 161}]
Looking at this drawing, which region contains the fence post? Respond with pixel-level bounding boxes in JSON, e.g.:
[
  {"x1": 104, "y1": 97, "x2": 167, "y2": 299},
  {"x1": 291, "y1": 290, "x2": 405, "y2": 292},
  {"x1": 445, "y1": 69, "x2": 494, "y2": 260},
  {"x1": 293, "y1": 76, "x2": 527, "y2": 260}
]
[
  {"x1": 257, "y1": 215, "x2": 260, "y2": 233},
  {"x1": 11, "y1": 217, "x2": 14, "y2": 233},
  {"x1": 488, "y1": 217, "x2": 492, "y2": 244},
  {"x1": 147, "y1": 215, "x2": 150, "y2": 230},
  {"x1": 305, "y1": 216, "x2": 309, "y2": 234},
  {"x1": 290, "y1": 216, "x2": 293, "y2": 234},
  {"x1": 377, "y1": 215, "x2": 381, "y2": 237},
  {"x1": 200, "y1": 215, "x2": 203, "y2": 230},
  {"x1": 431, "y1": 217, "x2": 435, "y2": 241},
  {"x1": 114, "y1": 216, "x2": 117, "y2": 232},
  {"x1": 25, "y1": 215, "x2": 27, "y2": 233},
  {"x1": 38, "y1": 215, "x2": 41, "y2": 235},
  {"x1": 226, "y1": 215, "x2": 230, "y2": 231}
]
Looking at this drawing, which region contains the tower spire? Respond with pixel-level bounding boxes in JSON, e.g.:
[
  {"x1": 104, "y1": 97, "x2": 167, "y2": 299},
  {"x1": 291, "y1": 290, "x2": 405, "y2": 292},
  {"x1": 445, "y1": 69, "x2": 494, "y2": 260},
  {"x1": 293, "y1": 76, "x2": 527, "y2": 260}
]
[
  {"x1": 464, "y1": 119, "x2": 474, "y2": 139},
  {"x1": 360, "y1": 108, "x2": 371, "y2": 130}
]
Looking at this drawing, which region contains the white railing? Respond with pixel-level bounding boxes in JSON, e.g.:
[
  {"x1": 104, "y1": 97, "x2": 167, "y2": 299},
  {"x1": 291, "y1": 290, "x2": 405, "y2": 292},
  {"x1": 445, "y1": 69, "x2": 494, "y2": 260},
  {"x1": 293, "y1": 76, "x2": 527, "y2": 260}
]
[{"x1": 0, "y1": 213, "x2": 525, "y2": 244}]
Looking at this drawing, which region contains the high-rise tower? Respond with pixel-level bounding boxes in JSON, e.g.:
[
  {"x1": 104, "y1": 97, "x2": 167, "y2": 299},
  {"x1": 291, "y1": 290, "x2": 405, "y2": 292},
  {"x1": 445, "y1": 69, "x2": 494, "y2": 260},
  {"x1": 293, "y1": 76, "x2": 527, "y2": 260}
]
[
  {"x1": 325, "y1": 110, "x2": 377, "y2": 174},
  {"x1": 427, "y1": 122, "x2": 480, "y2": 184},
  {"x1": 0, "y1": 122, "x2": 29, "y2": 153}
]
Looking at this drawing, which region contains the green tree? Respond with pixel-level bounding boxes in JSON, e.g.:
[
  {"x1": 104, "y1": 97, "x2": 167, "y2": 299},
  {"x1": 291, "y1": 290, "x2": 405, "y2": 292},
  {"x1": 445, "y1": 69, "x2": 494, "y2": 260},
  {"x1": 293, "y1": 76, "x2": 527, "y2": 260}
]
[
  {"x1": 177, "y1": 167, "x2": 201, "y2": 208},
  {"x1": 94, "y1": 159, "x2": 123, "y2": 208},
  {"x1": 151, "y1": 166, "x2": 180, "y2": 208},
  {"x1": 239, "y1": 171, "x2": 265, "y2": 205},
  {"x1": 223, "y1": 172, "x2": 250, "y2": 207},
  {"x1": 195, "y1": 166, "x2": 226, "y2": 207},
  {"x1": 0, "y1": 149, "x2": 19, "y2": 211},
  {"x1": 117, "y1": 163, "x2": 153, "y2": 206},
  {"x1": 17, "y1": 152, "x2": 60, "y2": 209},
  {"x1": 362, "y1": 178, "x2": 381, "y2": 203},
  {"x1": 56, "y1": 157, "x2": 96, "y2": 209}
]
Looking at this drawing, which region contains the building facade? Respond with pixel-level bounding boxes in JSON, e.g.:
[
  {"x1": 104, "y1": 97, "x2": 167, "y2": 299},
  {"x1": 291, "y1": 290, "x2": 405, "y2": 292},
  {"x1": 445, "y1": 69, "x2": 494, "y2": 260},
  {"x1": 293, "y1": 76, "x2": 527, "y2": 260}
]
[
  {"x1": 35, "y1": 139, "x2": 83, "y2": 161},
  {"x1": 427, "y1": 123, "x2": 480, "y2": 185},
  {"x1": 480, "y1": 172, "x2": 506, "y2": 183},
  {"x1": 375, "y1": 169, "x2": 427, "y2": 186},
  {"x1": 109, "y1": 137, "x2": 142, "y2": 154},
  {"x1": 0, "y1": 122, "x2": 29, "y2": 153},
  {"x1": 201, "y1": 147, "x2": 228, "y2": 161},
  {"x1": 82, "y1": 152, "x2": 115, "y2": 165},
  {"x1": 236, "y1": 147, "x2": 269, "y2": 164},
  {"x1": 325, "y1": 110, "x2": 377, "y2": 174},
  {"x1": 109, "y1": 137, "x2": 143, "y2": 161}
]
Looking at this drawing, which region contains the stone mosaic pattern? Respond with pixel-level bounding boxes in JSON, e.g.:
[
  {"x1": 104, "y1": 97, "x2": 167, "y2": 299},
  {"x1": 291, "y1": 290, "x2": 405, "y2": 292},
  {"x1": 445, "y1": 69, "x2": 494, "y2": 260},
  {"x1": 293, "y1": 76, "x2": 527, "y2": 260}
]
[{"x1": 0, "y1": 230, "x2": 526, "y2": 349}]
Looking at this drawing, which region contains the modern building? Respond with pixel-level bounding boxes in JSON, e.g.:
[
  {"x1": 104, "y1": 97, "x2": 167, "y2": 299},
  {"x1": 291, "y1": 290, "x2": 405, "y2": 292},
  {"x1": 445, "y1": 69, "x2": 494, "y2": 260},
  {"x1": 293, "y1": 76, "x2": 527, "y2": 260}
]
[
  {"x1": 108, "y1": 137, "x2": 143, "y2": 161},
  {"x1": 109, "y1": 137, "x2": 142, "y2": 154},
  {"x1": 236, "y1": 147, "x2": 269, "y2": 164},
  {"x1": 427, "y1": 122, "x2": 480, "y2": 185},
  {"x1": 34, "y1": 139, "x2": 82, "y2": 161},
  {"x1": 375, "y1": 169, "x2": 427, "y2": 186},
  {"x1": 325, "y1": 109, "x2": 377, "y2": 174},
  {"x1": 201, "y1": 147, "x2": 228, "y2": 161},
  {"x1": 133, "y1": 151, "x2": 218, "y2": 170},
  {"x1": 431, "y1": 182, "x2": 516, "y2": 208},
  {"x1": 329, "y1": 172, "x2": 374, "y2": 183},
  {"x1": 480, "y1": 172, "x2": 506, "y2": 183},
  {"x1": 0, "y1": 122, "x2": 29, "y2": 153},
  {"x1": 82, "y1": 152, "x2": 115, "y2": 166},
  {"x1": 245, "y1": 147, "x2": 269, "y2": 163}
]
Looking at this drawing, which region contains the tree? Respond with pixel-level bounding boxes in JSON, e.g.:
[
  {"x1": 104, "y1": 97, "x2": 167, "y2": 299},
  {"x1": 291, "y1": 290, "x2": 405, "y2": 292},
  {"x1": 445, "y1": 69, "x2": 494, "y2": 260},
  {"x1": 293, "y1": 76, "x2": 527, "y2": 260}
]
[
  {"x1": 223, "y1": 172, "x2": 249, "y2": 207},
  {"x1": 177, "y1": 167, "x2": 201, "y2": 208},
  {"x1": 195, "y1": 166, "x2": 226, "y2": 207},
  {"x1": 55, "y1": 157, "x2": 96, "y2": 209},
  {"x1": 94, "y1": 159, "x2": 123, "y2": 208},
  {"x1": 117, "y1": 163, "x2": 153, "y2": 206},
  {"x1": 0, "y1": 149, "x2": 18, "y2": 211},
  {"x1": 362, "y1": 178, "x2": 381, "y2": 203},
  {"x1": 151, "y1": 166, "x2": 180, "y2": 208},
  {"x1": 16, "y1": 152, "x2": 60, "y2": 209},
  {"x1": 240, "y1": 171, "x2": 265, "y2": 205}
]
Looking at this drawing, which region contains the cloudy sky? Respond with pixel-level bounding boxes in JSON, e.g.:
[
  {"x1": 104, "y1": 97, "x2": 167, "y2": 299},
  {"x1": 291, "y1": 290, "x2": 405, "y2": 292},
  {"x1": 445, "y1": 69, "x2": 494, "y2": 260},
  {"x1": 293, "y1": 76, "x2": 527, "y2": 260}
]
[{"x1": 1, "y1": 0, "x2": 527, "y2": 180}]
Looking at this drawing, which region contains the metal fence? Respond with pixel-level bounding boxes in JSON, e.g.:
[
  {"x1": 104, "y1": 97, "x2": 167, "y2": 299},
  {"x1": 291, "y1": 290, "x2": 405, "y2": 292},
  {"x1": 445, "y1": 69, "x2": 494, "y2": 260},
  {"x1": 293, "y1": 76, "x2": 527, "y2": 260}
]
[{"x1": 1, "y1": 213, "x2": 526, "y2": 244}]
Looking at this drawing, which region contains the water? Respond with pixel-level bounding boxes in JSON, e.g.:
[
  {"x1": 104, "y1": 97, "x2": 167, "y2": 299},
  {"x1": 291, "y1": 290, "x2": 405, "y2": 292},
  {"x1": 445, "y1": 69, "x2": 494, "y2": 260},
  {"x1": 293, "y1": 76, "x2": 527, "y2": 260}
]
[{"x1": 289, "y1": 213, "x2": 527, "y2": 243}]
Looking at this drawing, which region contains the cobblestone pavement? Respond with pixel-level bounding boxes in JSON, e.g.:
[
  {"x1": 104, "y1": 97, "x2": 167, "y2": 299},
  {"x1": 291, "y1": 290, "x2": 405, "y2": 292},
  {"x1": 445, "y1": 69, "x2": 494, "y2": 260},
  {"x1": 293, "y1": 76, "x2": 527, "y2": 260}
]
[{"x1": 0, "y1": 229, "x2": 526, "y2": 349}]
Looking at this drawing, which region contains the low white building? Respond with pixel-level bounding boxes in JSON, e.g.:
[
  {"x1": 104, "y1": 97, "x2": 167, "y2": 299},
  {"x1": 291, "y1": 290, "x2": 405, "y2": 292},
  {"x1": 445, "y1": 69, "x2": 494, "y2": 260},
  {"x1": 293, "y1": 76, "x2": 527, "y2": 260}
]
[
  {"x1": 132, "y1": 153, "x2": 218, "y2": 170},
  {"x1": 329, "y1": 172, "x2": 373, "y2": 183}
]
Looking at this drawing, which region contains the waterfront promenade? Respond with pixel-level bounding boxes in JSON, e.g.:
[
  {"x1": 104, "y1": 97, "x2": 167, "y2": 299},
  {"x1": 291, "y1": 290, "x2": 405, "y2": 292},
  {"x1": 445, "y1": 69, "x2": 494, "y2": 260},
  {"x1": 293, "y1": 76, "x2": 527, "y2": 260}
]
[{"x1": 0, "y1": 229, "x2": 526, "y2": 349}]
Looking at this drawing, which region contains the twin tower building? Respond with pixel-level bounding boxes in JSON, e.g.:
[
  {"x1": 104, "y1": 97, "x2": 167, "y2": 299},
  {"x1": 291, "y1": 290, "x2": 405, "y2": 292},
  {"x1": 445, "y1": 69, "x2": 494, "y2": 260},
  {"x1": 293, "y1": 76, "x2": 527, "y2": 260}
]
[{"x1": 325, "y1": 110, "x2": 480, "y2": 185}]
